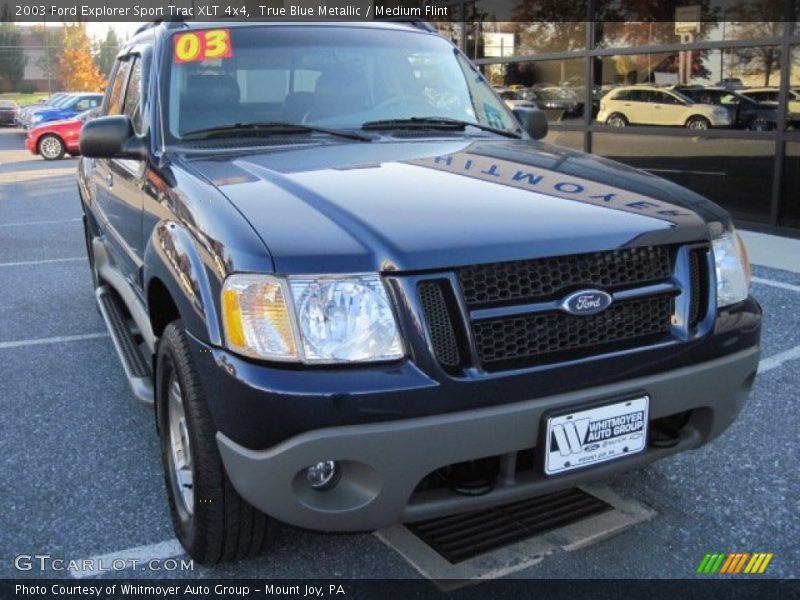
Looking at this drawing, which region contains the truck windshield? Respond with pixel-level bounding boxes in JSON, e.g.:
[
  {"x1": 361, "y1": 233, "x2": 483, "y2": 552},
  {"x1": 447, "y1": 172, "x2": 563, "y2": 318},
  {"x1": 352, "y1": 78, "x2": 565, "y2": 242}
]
[{"x1": 163, "y1": 26, "x2": 518, "y2": 140}]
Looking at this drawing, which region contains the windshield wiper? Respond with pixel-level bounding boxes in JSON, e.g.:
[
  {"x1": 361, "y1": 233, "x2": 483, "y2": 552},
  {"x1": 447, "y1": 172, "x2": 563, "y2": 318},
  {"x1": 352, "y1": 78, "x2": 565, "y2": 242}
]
[
  {"x1": 181, "y1": 121, "x2": 372, "y2": 142},
  {"x1": 361, "y1": 117, "x2": 522, "y2": 139}
]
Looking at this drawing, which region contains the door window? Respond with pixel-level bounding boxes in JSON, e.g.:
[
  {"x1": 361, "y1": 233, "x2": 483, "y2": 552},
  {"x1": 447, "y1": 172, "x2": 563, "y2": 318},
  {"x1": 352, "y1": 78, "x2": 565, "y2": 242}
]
[
  {"x1": 122, "y1": 57, "x2": 143, "y2": 133},
  {"x1": 107, "y1": 59, "x2": 133, "y2": 116},
  {"x1": 652, "y1": 91, "x2": 681, "y2": 105}
]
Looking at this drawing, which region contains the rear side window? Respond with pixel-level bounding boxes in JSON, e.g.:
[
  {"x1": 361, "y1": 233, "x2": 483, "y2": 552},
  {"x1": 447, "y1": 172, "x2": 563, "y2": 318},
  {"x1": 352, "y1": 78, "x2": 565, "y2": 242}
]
[
  {"x1": 628, "y1": 90, "x2": 650, "y2": 102},
  {"x1": 652, "y1": 91, "x2": 678, "y2": 104},
  {"x1": 612, "y1": 89, "x2": 630, "y2": 101},
  {"x1": 75, "y1": 97, "x2": 101, "y2": 111},
  {"x1": 751, "y1": 91, "x2": 778, "y2": 102},
  {"x1": 106, "y1": 59, "x2": 132, "y2": 116},
  {"x1": 122, "y1": 58, "x2": 143, "y2": 133}
]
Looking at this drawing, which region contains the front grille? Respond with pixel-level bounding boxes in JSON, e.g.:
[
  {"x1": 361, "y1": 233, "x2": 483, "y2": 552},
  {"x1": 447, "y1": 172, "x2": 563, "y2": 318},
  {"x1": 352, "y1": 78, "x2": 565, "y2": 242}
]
[
  {"x1": 458, "y1": 245, "x2": 672, "y2": 307},
  {"x1": 688, "y1": 247, "x2": 710, "y2": 328},
  {"x1": 415, "y1": 244, "x2": 709, "y2": 373},
  {"x1": 472, "y1": 295, "x2": 674, "y2": 370},
  {"x1": 418, "y1": 281, "x2": 461, "y2": 368}
]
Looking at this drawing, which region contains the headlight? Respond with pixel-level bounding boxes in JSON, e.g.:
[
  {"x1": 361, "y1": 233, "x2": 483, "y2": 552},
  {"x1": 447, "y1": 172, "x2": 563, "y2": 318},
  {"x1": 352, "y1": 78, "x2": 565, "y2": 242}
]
[
  {"x1": 32, "y1": 115, "x2": 42, "y2": 123},
  {"x1": 221, "y1": 273, "x2": 403, "y2": 364},
  {"x1": 712, "y1": 226, "x2": 751, "y2": 307}
]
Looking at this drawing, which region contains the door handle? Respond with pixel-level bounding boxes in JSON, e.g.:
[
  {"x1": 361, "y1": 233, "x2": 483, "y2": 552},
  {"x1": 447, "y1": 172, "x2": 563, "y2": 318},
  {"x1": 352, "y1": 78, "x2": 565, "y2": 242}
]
[{"x1": 107, "y1": 173, "x2": 114, "y2": 188}]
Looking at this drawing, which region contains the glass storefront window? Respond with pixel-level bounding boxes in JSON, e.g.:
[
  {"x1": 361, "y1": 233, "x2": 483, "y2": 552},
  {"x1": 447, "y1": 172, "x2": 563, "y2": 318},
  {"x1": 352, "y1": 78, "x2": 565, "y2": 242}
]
[
  {"x1": 543, "y1": 129, "x2": 584, "y2": 151},
  {"x1": 595, "y1": 46, "x2": 783, "y2": 130},
  {"x1": 468, "y1": 21, "x2": 587, "y2": 60},
  {"x1": 592, "y1": 133, "x2": 775, "y2": 223},
  {"x1": 781, "y1": 143, "x2": 800, "y2": 228},
  {"x1": 788, "y1": 47, "x2": 800, "y2": 131},
  {"x1": 480, "y1": 59, "x2": 588, "y2": 123},
  {"x1": 595, "y1": 1, "x2": 784, "y2": 48},
  {"x1": 595, "y1": 21, "x2": 715, "y2": 49}
]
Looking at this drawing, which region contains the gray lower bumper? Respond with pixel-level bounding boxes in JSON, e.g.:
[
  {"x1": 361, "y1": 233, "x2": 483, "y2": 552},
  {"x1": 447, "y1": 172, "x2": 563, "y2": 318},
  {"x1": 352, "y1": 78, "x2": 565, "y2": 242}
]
[{"x1": 217, "y1": 346, "x2": 759, "y2": 532}]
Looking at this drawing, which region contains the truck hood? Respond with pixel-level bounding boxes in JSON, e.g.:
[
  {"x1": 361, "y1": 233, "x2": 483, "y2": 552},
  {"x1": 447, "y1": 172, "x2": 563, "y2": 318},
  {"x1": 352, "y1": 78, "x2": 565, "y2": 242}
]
[{"x1": 185, "y1": 139, "x2": 721, "y2": 274}]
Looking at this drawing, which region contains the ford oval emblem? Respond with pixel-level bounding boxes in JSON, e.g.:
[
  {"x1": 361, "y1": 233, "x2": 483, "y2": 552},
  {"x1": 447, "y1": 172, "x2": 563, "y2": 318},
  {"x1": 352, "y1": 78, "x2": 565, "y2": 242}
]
[{"x1": 561, "y1": 289, "x2": 613, "y2": 316}]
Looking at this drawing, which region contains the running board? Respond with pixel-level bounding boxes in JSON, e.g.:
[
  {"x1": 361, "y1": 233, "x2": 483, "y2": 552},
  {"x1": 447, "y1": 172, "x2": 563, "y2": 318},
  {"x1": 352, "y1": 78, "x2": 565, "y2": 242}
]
[{"x1": 95, "y1": 285, "x2": 154, "y2": 405}]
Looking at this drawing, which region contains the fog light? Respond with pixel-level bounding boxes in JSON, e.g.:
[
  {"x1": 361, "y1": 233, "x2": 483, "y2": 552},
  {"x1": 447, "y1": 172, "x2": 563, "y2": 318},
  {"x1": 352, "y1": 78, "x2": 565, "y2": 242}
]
[{"x1": 306, "y1": 460, "x2": 340, "y2": 490}]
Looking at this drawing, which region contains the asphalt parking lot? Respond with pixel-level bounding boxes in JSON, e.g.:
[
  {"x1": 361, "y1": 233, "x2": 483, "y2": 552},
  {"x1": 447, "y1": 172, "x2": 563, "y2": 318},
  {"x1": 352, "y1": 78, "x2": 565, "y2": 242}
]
[{"x1": 0, "y1": 126, "x2": 798, "y2": 582}]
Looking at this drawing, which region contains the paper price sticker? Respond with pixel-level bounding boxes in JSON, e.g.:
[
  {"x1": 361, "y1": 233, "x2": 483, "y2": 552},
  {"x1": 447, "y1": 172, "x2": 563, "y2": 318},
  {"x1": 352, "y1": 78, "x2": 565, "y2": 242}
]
[{"x1": 174, "y1": 29, "x2": 233, "y2": 63}]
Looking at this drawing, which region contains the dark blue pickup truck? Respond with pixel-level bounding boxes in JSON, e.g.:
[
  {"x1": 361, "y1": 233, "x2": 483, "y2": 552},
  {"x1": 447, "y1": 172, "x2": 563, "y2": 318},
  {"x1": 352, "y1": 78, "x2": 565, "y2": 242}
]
[{"x1": 78, "y1": 21, "x2": 760, "y2": 564}]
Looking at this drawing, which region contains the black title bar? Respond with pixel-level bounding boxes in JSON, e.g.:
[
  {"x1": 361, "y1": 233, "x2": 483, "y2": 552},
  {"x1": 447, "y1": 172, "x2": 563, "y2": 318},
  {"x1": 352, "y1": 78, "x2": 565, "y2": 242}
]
[{"x1": 1, "y1": 0, "x2": 796, "y2": 23}]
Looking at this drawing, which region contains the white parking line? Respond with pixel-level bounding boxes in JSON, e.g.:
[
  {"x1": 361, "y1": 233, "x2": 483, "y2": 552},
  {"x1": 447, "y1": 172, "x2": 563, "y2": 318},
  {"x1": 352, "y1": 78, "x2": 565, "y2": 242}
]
[
  {"x1": 758, "y1": 344, "x2": 800, "y2": 374},
  {"x1": 752, "y1": 277, "x2": 800, "y2": 294},
  {"x1": 0, "y1": 167, "x2": 75, "y2": 184},
  {"x1": 70, "y1": 539, "x2": 186, "y2": 579},
  {"x1": 0, "y1": 257, "x2": 84, "y2": 267},
  {"x1": 0, "y1": 217, "x2": 81, "y2": 228},
  {"x1": 0, "y1": 332, "x2": 109, "y2": 350}
]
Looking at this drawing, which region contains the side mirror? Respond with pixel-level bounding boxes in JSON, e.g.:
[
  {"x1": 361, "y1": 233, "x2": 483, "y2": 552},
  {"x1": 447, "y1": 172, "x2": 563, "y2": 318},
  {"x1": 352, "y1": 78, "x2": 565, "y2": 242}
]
[
  {"x1": 513, "y1": 107, "x2": 548, "y2": 140},
  {"x1": 79, "y1": 115, "x2": 146, "y2": 160}
]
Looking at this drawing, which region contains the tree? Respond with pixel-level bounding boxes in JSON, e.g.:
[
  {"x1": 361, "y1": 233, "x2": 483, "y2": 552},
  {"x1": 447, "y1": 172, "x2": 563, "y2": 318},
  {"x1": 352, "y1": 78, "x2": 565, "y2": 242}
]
[
  {"x1": 0, "y1": 23, "x2": 27, "y2": 88},
  {"x1": 33, "y1": 25, "x2": 65, "y2": 84},
  {"x1": 58, "y1": 24, "x2": 106, "y2": 92},
  {"x1": 94, "y1": 28, "x2": 121, "y2": 79},
  {"x1": 724, "y1": 0, "x2": 785, "y2": 86}
]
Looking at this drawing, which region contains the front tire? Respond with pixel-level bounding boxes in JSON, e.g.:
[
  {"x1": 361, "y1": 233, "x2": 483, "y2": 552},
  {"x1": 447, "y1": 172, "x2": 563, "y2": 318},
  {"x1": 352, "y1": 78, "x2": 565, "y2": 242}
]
[
  {"x1": 156, "y1": 322, "x2": 276, "y2": 564},
  {"x1": 605, "y1": 113, "x2": 628, "y2": 128},
  {"x1": 38, "y1": 134, "x2": 65, "y2": 160},
  {"x1": 685, "y1": 116, "x2": 710, "y2": 130}
]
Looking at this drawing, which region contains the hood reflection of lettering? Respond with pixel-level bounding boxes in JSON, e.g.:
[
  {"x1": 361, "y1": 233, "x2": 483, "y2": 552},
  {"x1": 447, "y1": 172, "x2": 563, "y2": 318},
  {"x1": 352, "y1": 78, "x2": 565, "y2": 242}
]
[
  {"x1": 561, "y1": 289, "x2": 613, "y2": 316},
  {"x1": 408, "y1": 152, "x2": 702, "y2": 227}
]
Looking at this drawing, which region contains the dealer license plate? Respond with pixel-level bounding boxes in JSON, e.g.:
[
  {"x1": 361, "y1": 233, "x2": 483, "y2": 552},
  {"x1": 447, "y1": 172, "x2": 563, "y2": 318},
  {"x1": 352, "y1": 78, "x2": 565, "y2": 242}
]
[{"x1": 544, "y1": 396, "x2": 649, "y2": 475}]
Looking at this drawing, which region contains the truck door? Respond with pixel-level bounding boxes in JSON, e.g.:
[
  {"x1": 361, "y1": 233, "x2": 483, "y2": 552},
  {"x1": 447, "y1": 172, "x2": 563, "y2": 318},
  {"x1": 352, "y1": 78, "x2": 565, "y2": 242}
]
[{"x1": 97, "y1": 54, "x2": 148, "y2": 295}]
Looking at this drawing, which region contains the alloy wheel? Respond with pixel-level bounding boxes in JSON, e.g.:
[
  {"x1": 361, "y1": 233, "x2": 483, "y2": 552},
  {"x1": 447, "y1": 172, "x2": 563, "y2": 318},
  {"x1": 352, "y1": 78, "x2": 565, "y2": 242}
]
[
  {"x1": 39, "y1": 136, "x2": 63, "y2": 160},
  {"x1": 167, "y1": 373, "x2": 194, "y2": 520}
]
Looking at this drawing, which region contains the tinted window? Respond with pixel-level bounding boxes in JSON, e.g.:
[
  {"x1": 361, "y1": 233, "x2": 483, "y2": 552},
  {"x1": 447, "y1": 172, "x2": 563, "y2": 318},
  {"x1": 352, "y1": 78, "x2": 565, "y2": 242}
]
[
  {"x1": 719, "y1": 93, "x2": 740, "y2": 105},
  {"x1": 612, "y1": 89, "x2": 630, "y2": 101},
  {"x1": 122, "y1": 57, "x2": 143, "y2": 133},
  {"x1": 652, "y1": 91, "x2": 680, "y2": 104},
  {"x1": 628, "y1": 90, "x2": 650, "y2": 102},
  {"x1": 696, "y1": 91, "x2": 720, "y2": 105},
  {"x1": 749, "y1": 91, "x2": 779, "y2": 102}
]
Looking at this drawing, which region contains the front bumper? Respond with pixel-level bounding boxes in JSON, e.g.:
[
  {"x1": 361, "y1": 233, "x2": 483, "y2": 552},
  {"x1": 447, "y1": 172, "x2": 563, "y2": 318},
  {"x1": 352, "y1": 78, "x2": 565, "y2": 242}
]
[{"x1": 217, "y1": 345, "x2": 759, "y2": 532}]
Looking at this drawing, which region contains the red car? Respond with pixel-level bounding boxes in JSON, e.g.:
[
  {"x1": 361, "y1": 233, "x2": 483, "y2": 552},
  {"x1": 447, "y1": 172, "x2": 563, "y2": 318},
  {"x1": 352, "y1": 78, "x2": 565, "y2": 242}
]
[{"x1": 26, "y1": 108, "x2": 97, "y2": 161}]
